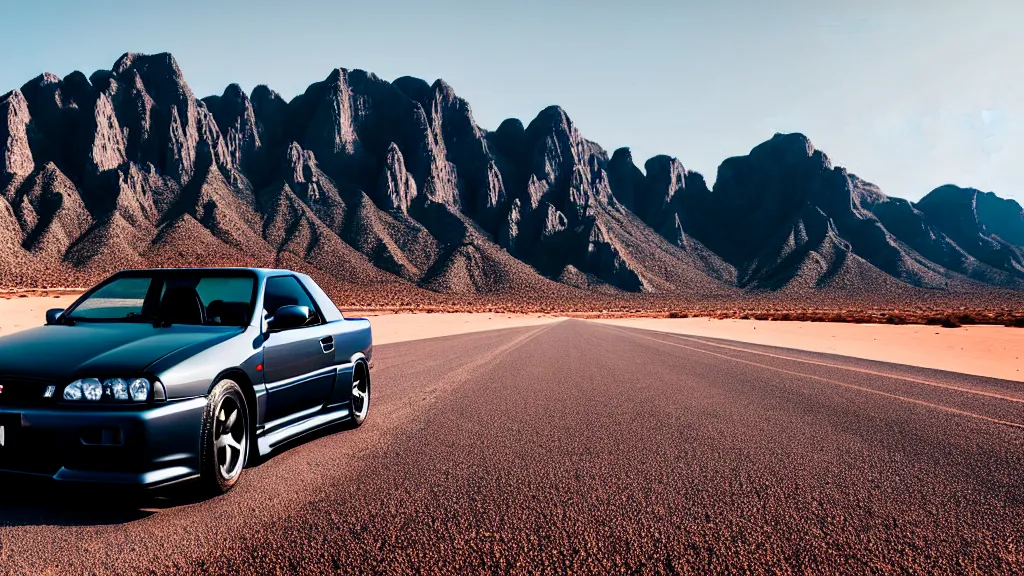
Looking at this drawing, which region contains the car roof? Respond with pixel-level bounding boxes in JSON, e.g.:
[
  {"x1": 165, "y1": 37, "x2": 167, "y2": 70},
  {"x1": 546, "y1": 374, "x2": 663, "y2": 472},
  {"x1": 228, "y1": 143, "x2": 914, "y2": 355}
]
[{"x1": 111, "y1": 268, "x2": 302, "y2": 280}]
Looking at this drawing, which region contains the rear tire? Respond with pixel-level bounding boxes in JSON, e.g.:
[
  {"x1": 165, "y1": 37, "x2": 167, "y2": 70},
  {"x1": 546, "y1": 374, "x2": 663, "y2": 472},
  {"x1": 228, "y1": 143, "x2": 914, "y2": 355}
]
[
  {"x1": 199, "y1": 379, "x2": 250, "y2": 495},
  {"x1": 350, "y1": 362, "x2": 370, "y2": 427}
]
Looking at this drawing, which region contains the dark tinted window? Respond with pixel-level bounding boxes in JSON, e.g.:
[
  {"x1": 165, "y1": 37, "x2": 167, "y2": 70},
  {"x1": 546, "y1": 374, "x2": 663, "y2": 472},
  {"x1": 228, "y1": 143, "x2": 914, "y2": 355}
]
[
  {"x1": 195, "y1": 277, "x2": 255, "y2": 326},
  {"x1": 264, "y1": 276, "x2": 320, "y2": 326}
]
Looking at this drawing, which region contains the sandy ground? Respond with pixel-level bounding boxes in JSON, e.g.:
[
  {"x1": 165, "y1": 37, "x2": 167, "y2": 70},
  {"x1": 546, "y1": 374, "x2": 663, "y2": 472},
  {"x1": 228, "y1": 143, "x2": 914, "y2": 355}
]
[
  {"x1": 597, "y1": 317, "x2": 1024, "y2": 382},
  {"x1": 0, "y1": 295, "x2": 77, "y2": 334},
  {"x1": 0, "y1": 297, "x2": 563, "y2": 344},
  {"x1": 2, "y1": 297, "x2": 1020, "y2": 382}
]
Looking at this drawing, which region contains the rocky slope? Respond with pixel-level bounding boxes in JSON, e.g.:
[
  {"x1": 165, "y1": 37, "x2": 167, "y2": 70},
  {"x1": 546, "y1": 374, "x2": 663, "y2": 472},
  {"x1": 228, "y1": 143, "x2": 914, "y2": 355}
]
[{"x1": 0, "y1": 52, "x2": 1021, "y2": 307}]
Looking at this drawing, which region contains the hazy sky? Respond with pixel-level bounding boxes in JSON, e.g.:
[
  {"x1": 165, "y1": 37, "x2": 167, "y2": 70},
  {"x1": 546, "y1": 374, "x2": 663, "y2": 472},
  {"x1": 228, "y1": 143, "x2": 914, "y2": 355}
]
[{"x1": 2, "y1": 0, "x2": 1020, "y2": 201}]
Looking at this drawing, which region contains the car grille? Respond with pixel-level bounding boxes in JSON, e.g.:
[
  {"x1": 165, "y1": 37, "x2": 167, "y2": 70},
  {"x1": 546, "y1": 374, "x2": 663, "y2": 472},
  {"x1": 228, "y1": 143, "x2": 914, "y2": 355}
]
[
  {"x1": 0, "y1": 375, "x2": 61, "y2": 408},
  {"x1": 0, "y1": 414, "x2": 62, "y2": 475}
]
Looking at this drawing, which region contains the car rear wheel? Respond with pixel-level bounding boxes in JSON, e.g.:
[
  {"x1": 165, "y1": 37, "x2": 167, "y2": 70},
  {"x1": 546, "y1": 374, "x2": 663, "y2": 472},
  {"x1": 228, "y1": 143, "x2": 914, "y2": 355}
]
[
  {"x1": 350, "y1": 362, "x2": 370, "y2": 426},
  {"x1": 199, "y1": 379, "x2": 249, "y2": 494}
]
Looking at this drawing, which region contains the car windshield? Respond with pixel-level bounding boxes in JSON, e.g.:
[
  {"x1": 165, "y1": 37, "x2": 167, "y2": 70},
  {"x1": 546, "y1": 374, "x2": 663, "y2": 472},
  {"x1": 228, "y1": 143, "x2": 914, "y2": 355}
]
[{"x1": 65, "y1": 272, "x2": 257, "y2": 326}]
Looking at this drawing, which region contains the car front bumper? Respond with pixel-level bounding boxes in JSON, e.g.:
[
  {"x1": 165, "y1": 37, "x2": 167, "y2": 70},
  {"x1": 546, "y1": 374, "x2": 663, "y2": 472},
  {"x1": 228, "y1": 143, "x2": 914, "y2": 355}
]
[{"x1": 0, "y1": 397, "x2": 207, "y2": 487}]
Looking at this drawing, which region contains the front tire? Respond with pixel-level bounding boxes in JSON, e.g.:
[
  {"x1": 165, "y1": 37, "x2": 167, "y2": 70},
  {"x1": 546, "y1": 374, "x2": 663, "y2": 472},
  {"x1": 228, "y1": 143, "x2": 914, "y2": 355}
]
[{"x1": 199, "y1": 379, "x2": 250, "y2": 494}]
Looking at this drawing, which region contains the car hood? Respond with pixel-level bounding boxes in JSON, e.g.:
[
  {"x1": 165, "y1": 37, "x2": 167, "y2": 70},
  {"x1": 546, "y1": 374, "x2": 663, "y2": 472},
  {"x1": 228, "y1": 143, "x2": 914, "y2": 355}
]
[{"x1": 0, "y1": 323, "x2": 242, "y2": 382}]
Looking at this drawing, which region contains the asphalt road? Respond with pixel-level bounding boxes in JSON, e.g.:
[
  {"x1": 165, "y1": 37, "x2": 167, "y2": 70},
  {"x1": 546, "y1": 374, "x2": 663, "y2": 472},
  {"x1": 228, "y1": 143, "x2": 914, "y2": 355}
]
[{"x1": 2, "y1": 320, "x2": 1024, "y2": 574}]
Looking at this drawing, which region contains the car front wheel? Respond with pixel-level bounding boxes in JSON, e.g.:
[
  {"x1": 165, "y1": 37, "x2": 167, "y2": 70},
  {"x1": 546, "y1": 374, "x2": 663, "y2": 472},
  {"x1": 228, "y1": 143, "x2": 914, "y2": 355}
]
[{"x1": 199, "y1": 379, "x2": 250, "y2": 494}]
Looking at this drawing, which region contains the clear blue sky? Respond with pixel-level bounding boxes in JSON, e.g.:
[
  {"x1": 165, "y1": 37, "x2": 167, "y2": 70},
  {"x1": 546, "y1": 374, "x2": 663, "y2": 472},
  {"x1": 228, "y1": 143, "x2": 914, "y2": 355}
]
[{"x1": 2, "y1": 0, "x2": 1019, "y2": 201}]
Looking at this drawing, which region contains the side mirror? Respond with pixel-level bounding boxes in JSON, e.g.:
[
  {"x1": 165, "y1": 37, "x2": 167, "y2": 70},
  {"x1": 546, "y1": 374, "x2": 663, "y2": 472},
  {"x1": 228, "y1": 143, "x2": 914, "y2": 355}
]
[
  {"x1": 267, "y1": 305, "x2": 311, "y2": 331},
  {"x1": 46, "y1": 308, "x2": 65, "y2": 325}
]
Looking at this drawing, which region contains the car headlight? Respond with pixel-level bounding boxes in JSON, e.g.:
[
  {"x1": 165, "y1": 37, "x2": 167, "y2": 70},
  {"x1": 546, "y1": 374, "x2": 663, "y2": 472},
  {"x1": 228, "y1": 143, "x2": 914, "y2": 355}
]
[
  {"x1": 63, "y1": 379, "x2": 84, "y2": 401},
  {"x1": 129, "y1": 378, "x2": 150, "y2": 402},
  {"x1": 106, "y1": 378, "x2": 130, "y2": 401},
  {"x1": 82, "y1": 378, "x2": 104, "y2": 401},
  {"x1": 63, "y1": 377, "x2": 153, "y2": 402}
]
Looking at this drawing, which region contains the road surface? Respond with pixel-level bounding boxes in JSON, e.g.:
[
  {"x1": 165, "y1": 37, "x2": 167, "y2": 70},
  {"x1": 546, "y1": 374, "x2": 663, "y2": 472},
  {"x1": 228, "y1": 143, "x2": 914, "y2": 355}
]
[{"x1": 2, "y1": 320, "x2": 1023, "y2": 574}]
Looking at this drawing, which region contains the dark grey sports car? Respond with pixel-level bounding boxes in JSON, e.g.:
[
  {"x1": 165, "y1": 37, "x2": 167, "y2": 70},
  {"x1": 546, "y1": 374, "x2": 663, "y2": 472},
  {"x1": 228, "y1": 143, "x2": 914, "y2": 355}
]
[{"x1": 0, "y1": 268, "x2": 372, "y2": 493}]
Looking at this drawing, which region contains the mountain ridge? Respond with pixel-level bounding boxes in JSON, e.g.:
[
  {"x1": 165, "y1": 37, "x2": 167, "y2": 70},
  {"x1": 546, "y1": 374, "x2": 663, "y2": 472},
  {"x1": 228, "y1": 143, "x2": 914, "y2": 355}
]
[{"x1": 1, "y1": 52, "x2": 1022, "y2": 308}]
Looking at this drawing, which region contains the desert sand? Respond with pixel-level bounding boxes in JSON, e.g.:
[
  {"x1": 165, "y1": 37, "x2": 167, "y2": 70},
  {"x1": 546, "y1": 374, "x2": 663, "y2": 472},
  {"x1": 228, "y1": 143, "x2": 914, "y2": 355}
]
[
  {"x1": 0, "y1": 296, "x2": 563, "y2": 345},
  {"x1": 0, "y1": 295, "x2": 78, "y2": 335},
  {"x1": 597, "y1": 317, "x2": 1024, "y2": 382}
]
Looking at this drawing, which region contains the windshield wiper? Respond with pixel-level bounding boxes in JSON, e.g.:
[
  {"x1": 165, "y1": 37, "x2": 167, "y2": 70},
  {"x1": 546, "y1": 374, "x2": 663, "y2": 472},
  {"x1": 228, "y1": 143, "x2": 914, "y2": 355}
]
[{"x1": 124, "y1": 312, "x2": 171, "y2": 327}]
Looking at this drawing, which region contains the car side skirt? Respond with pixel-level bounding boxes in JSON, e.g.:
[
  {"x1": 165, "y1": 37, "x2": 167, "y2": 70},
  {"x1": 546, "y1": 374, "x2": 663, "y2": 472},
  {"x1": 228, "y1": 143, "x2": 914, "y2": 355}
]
[{"x1": 257, "y1": 403, "x2": 351, "y2": 456}]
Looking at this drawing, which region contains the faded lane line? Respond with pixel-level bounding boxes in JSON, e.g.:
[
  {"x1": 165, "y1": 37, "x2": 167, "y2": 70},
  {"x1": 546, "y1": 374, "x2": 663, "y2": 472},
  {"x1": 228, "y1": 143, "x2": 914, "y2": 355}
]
[
  {"x1": 626, "y1": 327, "x2": 1024, "y2": 405},
  {"x1": 609, "y1": 327, "x2": 1024, "y2": 431},
  {"x1": 371, "y1": 321, "x2": 562, "y2": 424}
]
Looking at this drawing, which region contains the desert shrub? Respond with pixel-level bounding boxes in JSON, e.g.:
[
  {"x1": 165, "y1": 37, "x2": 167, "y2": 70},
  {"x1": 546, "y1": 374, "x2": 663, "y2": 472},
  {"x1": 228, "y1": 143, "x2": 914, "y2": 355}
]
[
  {"x1": 1006, "y1": 317, "x2": 1024, "y2": 328},
  {"x1": 923, "y1": 316, "x2": 961, "y2": 328},
  {"x1": 941, "y1": 317, "x2": 961, "y2": 328}
]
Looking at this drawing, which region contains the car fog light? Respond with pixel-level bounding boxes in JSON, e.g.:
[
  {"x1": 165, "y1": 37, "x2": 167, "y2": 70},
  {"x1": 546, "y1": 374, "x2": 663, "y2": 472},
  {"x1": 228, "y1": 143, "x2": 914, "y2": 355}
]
[
  {"x1": 63, "y1": 380, "x2": 84, "y2": 401},
  {"x1": 82, "y1": 378, "x2": 103, "y2": 401},
  {"x1": 129, "y1": 378, "x2": 150, "y2": 402},
  {"x1": 105, "y1": 378, "x2": 130, "y2": 401}
]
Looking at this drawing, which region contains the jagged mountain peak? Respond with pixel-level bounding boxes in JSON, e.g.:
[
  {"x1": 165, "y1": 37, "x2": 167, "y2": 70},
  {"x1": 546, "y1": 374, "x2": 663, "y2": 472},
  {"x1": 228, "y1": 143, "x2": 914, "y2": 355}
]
[
  {"x1": 429, "y1": 78, "x2": 457, "y2": 102},
  {"x1": 525, "y1": 105, "x2": 575, "y2": 137},
  {"x1": 224, "y1": 83, "x2": 246, "y2": 99},
  {"x1": 28, "y1": 72, "x2": 62, "y2": 87},
  {"x1": 610, "y1": 147, "x2": 636, "y2": 165},
  {"x1": 644, "y1": 155, "x2": 687, "y2": 179},
  {"x1": 744, "y1": 132, "x2": 832, "y2": 171},
  {"x1": 392, "y1": 76, "x2": 433, "y2": 103},
  {"x1": 113, "y1": 52, "x2": 184, "y2": 80},
  {"x1": 496, "y1": 117, "x2": 526, "y2": 134},
  {"x1": 251, "y1": 84, "x2": 282, "y2": 102}
]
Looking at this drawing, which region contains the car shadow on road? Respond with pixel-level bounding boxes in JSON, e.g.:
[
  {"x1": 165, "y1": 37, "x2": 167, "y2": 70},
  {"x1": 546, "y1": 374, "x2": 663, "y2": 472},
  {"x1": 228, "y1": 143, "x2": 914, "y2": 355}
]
[
  {"x1": 0, "y1": 475, "x2": 216, "y2": 527},
  {"x1": 0, "y1": 422, "x2": 358, "y2": 527}
]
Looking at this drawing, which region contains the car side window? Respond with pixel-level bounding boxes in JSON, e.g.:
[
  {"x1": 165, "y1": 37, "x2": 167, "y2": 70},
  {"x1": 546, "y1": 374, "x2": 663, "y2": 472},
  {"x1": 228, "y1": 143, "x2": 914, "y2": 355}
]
[{"x1": 263, "y1": 276, "x2": 322, "y2": 328}]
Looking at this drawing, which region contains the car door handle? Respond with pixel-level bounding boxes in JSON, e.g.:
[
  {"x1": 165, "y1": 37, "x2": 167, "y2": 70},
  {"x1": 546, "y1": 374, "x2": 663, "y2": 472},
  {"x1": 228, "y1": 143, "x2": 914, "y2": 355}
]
[{"x1": 320, "y1": 336, "x2": 335, "y2": 354}]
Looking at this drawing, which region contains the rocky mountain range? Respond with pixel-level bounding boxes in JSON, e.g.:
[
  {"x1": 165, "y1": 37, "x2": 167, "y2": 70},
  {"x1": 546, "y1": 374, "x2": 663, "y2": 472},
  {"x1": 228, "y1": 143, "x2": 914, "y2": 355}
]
[{"x1": 2, "y1": 52, "x2": 1022, "y2": 307}]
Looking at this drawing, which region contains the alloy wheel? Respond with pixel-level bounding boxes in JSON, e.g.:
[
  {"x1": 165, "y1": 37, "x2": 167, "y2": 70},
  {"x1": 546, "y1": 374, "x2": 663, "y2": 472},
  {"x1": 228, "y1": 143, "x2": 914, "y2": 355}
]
[
  {"x1": 214, "y1": 396, "x2": 246, "y2": 480},
  {"x1": 351, "y1": 372, "x2": 369, "y2": 422}
]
